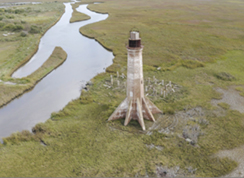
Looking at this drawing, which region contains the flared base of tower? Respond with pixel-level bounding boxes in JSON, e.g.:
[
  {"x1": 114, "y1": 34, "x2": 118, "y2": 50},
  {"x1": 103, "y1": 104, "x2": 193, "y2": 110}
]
[{"x1": 108, "y1": 97, "x2": 162, "y2": 130}]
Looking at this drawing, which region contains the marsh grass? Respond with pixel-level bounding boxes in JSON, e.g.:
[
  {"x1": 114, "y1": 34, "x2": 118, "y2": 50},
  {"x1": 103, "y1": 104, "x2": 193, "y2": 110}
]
[
  {"x1": 70, "y1": 3, "x2": 90, "y2": 23},
  {"x1": 0, "y1": 2, "x2": 64, "y2": 76},
  {"x1": 0, "y1": 2, "x2": 65, "y2": 107},
  {"x1": 28, "y1": 46, "x2": 67, "y2": 81},
  {"x1": 0, "y1": 47, "x2": 67, "y2": 108},
  {"x1": 215, "y1": 72, "x2": 236, "y2": 81},
  {"x1": 80, "y1": 0, "x2": 244, "y2": 74},
  {"x1": 2, "y1": 49, "x2": 244, "y2": 176},
  {"x1": 218, "y1": 102, "x2": 230, "y2": 110}
]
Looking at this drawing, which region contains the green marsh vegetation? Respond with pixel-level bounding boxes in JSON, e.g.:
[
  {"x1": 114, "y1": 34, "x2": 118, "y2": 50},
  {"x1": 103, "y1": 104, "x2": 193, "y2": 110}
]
[
  {"x1": 70, "y1": 3, "x2": 90, "y2": 23},
  {"x1": 0, "y1": 46, "x2": 67, "y2": 107},
  {"x1": 28, "y1": 46, "x2": 67, "y2": 81},
  {"x1": 0, "y1": 2, "x2": 65, "y2": 107},
  {"x1": 1, "y1": 0, "x2": 244, "y2": 177}
]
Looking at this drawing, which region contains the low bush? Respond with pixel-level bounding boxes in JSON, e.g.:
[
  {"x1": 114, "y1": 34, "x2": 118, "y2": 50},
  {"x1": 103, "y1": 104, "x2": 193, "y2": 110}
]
[
  {"x1": 14, "y1": 25, "x2": 24, "y2": 31},
  {"x1": 2, "y1": 24, "x2": 23, "y2": 31},
  {"x1": 29, "y1": 25, "x2": 41, "y2": 34},
  {"x1": 4, "y1": 9, "x2": 13, "y2": 13},
  {"x1": 5, "y1": 14, "x2": 14, "y2": 19},
  {"x1": 32, "y1": 123, "x2": 48, "y2": 134},
  {"x1": 2, "y1": 24, "x2": 15, "y2": 31},
  {"x1": 215, "y1": 72, "x2": 235, "y2": 81},
  {"x1": 20, "y1": 31, "x2": 28, "y2": 37},
  {"x1": 26, "y1": 7, "x2": 32, "y2": 12},
  {"x1": 0, "y1": 22, "x2": 5, "y2": 28},
  {"x1": 14, "y1": 9, "x2": 25, "y2": 14}
]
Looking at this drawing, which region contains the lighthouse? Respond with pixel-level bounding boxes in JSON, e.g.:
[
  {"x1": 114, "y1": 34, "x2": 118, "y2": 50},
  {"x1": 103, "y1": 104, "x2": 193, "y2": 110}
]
[{"x1": 108, "y1": 31, "x2": 162, "y2": 130}]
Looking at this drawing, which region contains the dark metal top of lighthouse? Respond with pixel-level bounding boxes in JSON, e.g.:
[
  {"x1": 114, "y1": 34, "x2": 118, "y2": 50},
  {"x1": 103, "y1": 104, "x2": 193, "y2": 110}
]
[{"x1": 128, "y1": 31, "x2": 141, "y2": 48}]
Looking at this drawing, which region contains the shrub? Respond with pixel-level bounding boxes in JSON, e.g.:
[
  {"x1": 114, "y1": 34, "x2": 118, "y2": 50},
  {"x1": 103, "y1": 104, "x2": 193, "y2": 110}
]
[
  {"x1": 20, "y1": 31, "x2": 28, "y2": 37},
  {"x1": 26, "y1": 7, "x2": 32, "y2": 12},
  {"x1": 2, "y1": 24, "x2": 23, "y2": 31},
  {"x1": 14, "y1": 24, "x2": 24, "y2": 31},
  {"x1": 0, "y1": 22, "x2": 5, "y2": 28},
  {"x1": 5, "y1": 14, "x2": 14, "y2": 19},
  {"x1": 32, "y1": 123, "x2": 48, "y2": 134},
  {"x1": 29, "y1": 25, "x2": 41, "y2": 34},
  {"x1": 2, "y1": 24, "x2": 15, "y2": 31},
  {"x1": 14, "y1": 9, "x2": 24, "y2": 14},
  {"x1": 0, "y1": 16, "x2": 3, "y2": 21},
  {"x1": 215, "y1": 72, "x2": 235, "y2": 81},
  {"x1": 4, "y1": 9, "x2": 13, "y2": 13}
]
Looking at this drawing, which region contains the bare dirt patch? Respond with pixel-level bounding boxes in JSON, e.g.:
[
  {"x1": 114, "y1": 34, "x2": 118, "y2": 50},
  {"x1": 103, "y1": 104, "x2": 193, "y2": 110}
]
[
  {"x1": 147, "y1": 107, "x2": 206, "y2": 134},
  {"x1": 147, "y1": 107, "x2": 208, "y2": 147},
  {"x1": 156, "y1": 166, "x2": 182, "y2": 177},
  {"x1": 212, "y1": 87, "x2": 244, "y2": 113},
  {"x1": 155, "y1": 165, "x2": 198, "y2": 177},
  {"x1": 216, "y1": 145, "x2": 244, "y2": 177}
]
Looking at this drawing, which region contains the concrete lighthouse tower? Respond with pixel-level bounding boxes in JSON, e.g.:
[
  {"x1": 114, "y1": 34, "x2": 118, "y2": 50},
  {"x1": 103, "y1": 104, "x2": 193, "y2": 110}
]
[{"x1": 108, "y1": 31, "x2": 162, "y2": 130}]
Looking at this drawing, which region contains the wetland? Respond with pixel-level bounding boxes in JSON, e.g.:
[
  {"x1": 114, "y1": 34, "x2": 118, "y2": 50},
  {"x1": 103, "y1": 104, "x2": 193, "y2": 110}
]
[
  {"x1": 0, "y1": 2, "x2": 113, "y2": 138},
  {"x1": 0, "y1": 0, "x2": 244, "y2": 177}
]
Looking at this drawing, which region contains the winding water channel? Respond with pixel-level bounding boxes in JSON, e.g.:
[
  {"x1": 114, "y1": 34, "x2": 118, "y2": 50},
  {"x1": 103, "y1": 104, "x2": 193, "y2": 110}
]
[{"x1": 0, "y1": 2, "x2": 113, "y2": 138}]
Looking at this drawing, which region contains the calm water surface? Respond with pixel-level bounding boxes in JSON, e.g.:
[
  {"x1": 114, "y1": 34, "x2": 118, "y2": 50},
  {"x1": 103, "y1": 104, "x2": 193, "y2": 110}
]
[{"x1": 0, "y1": 3, "x2": 113, "y2": 138}]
